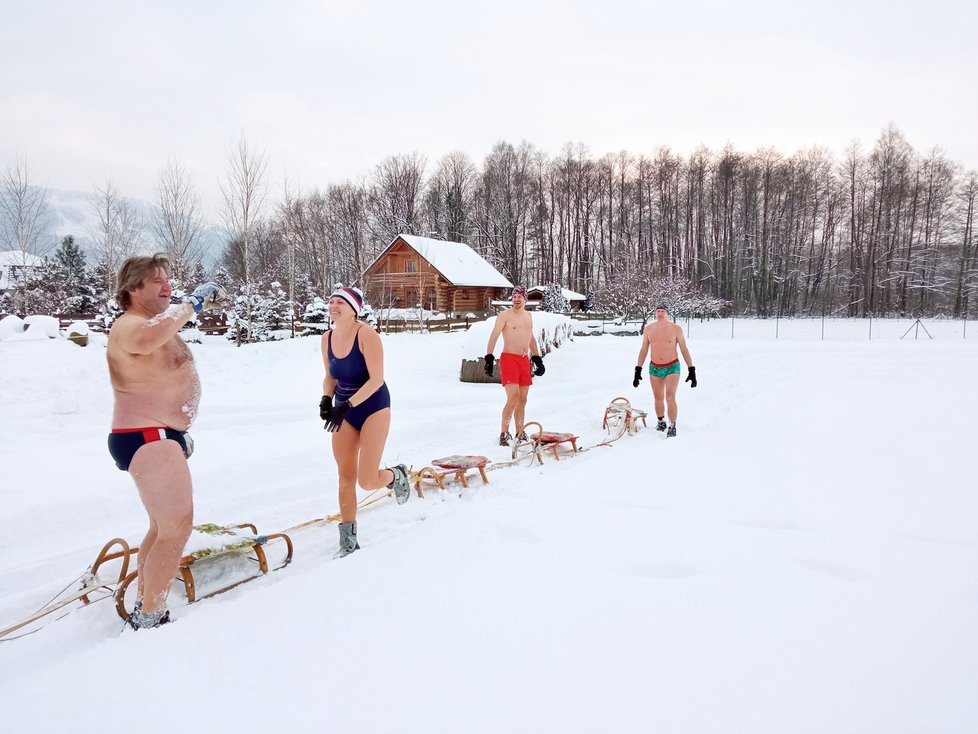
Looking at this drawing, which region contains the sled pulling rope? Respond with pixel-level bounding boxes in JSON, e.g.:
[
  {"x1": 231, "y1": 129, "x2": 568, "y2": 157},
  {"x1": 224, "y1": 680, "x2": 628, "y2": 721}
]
[
  {"x1": 0, "y1": 537, "x2": 133, "y2": 641},
  {"x1": 0, "y1": 523, "x2": 294, "y2": 638}
]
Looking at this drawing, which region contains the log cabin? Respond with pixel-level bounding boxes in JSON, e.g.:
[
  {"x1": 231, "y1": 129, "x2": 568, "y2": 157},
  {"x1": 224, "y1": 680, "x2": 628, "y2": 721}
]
[{"x1": 362, "y1": 234, "x2": 513, "y2": 314}]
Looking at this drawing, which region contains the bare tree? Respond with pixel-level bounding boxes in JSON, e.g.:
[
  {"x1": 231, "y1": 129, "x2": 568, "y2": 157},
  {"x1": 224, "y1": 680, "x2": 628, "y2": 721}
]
[
  {"x1": 366, "y1": 152, "x2": 426, "y2": 245},
  {"x1": 153, "y1": 158, "x2": 207, "y2": 285},
  {"x1": 0, "y1": 157, "x2": 51, "y2": 259},
  {"x1": 423, "y1": 150, "x2": 478, "y2": 242},
  {"x1": 0, "y1": 157, "x2": 53, "y2": 313},
  {"x1": 90, "y1": 179, "x2": 145, "y2": 297},
  {"x1": 278, "y1": 177, "x2": 302, "y2": 337},
  {"x1": 220, "y1": 133, "x2": 268, "y2": 344}
]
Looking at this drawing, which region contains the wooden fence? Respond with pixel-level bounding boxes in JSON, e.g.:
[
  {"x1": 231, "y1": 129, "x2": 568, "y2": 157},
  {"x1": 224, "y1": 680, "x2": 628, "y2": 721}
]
[
  {"x1": 0, "y1": 312, "x2": 229, "y2": 335},
  {"x1": 373, "y1": 316, "x2": 485, "y2": 334}
]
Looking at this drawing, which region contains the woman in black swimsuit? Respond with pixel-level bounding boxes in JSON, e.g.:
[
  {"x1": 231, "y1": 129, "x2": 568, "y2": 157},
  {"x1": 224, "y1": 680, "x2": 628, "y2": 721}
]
[{"x1": 320, "y1": 286, "x2": 410, "y2": 557}]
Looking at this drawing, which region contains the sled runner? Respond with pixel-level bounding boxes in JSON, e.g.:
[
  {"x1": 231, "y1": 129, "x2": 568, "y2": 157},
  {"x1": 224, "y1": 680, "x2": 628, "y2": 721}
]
[
  {"x1": 112, "y1": 523, "x2": 294, "y2": 619},
  {"x1": 513, "y1": 421, "x2": 579, "y2": 464},
  {"x1": 413, "y1": 455, "x2": 490, "y2": 497},
  {"x1": 0, "y1": 522, "x2": 296, "y2": 639},
  {"x1": 602, "y1": 397, "x2": 648, "y2": 438},
  {"x1": 0, "y1": 537, "x2": 135, "y2": 640}
]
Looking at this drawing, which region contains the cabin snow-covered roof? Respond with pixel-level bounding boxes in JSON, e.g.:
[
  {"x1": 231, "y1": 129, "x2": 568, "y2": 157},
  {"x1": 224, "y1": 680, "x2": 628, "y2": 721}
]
[
  {"x1": 370, "y1": 235, "x2": 513, "y2": 288},
  {"x1": 0, "y1": 250, "x2": 45, "y2": 290},
  {"x1": 528, "y1": 285, "x2": 586, "y2": 301}
]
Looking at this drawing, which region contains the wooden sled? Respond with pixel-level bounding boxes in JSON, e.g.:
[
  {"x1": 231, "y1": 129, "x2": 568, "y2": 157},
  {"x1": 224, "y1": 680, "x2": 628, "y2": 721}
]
[
  {"x1": 602, "y1": 396, "x2": 648, "y2": 437},
  {"x1": 414, "y1": 455, "x2": 490, "y2": 497},
  {"x1": 514, "y1": 421, "x2": 579, "y2": 464},
  {"x1": 112, "y1": 522, "x2": 294, "y2": 620}
]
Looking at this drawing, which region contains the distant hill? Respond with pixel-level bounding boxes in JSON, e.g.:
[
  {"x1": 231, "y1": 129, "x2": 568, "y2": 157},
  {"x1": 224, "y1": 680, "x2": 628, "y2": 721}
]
[{"x1": 42, "y1": 189, "x2": 225, "y2": 268}]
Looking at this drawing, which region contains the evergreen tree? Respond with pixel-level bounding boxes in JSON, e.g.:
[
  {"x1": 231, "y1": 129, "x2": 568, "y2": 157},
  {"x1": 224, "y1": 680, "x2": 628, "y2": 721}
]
[
  {"x1": 54, "y1": 235, "x2": 86, "y2": 278},
  {"x1": 542, "y1": 283, "x2": 570, "y2": 312},
  {"x1": 301, "y1": 296, "x2": 329, "y2": 334},
  {"x1": 188, "y1": 260, "x2": 208, "y2": 285}
]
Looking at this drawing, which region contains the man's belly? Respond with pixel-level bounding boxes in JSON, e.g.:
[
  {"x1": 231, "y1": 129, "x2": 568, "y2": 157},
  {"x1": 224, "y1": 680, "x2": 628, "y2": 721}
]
[
  {"x1": 648, "y1": 347, "x2": 679, "y2": 364},
  {"x1": 112, "y1": 371, "x2": 201, "y2": 430}
]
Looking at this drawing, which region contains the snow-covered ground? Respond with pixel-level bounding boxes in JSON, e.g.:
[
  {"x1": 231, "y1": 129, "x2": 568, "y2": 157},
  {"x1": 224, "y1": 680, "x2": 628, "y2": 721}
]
[{"x1": 0, "y1": 322, "x2": 976, "y2": 733}]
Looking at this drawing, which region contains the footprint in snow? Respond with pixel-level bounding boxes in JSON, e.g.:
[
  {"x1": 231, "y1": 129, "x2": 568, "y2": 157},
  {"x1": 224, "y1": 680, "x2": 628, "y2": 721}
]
[
  {"x1": 795, "y1": 558, "x2": 871, "y2": 583},
  {"x1": 618, "y1": 560, "x2": 706, "y2": 580}
]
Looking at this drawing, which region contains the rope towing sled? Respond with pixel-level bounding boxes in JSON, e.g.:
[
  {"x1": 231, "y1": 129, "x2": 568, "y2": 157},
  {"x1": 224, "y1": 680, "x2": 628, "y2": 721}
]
[
  {"x1": 1, "y1": 397, "x2": 647, "y2": 641},
  {"x1": 0, "y1": 523, "x2": 294, "y2": 641}
]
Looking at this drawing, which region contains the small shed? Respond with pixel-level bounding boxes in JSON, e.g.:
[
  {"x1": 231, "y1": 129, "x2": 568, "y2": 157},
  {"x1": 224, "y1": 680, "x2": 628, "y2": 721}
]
[
  {"x1": 525, "y1": 285, "x2": 587, "y2": 311},
  {"x1": 362, "y1": 234, "x2": 513, "y2": 314}
]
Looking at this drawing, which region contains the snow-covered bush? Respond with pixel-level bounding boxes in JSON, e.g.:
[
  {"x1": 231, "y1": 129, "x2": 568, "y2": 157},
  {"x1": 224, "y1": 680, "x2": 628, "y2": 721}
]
[
  {"x1": 226, "y1": 281, "x2": 297, "y2": 342},
  {"x1": 541, "y1": 284, "x2": 570, "y2": 312},
  {"x1": 299, "y1": 297, "x2": 330, "y2": 335}
]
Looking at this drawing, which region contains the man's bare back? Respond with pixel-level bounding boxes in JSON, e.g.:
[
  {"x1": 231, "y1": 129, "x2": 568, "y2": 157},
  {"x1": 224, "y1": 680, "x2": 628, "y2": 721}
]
[{"x1": 108, "y1": 308, "x2": 201, "y2": 430}]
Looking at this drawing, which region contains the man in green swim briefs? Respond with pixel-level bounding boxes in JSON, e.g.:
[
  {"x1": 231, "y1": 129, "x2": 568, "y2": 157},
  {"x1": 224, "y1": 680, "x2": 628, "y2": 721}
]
[{"x1": 632, "y1": 305, "x2": 696, "y2": 437}]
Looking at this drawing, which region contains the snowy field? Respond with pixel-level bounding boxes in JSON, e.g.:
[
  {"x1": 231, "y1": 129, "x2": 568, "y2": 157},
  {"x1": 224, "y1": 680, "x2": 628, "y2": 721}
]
[{"x1": 1, "y1": 321, "x2": 976, "y2": 733}]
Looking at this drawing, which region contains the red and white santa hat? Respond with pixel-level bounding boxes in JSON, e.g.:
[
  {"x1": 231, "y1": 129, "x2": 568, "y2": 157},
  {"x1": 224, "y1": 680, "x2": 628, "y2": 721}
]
[{"x1": 330, "y1": 286, "x2": 364, "y2": 317}]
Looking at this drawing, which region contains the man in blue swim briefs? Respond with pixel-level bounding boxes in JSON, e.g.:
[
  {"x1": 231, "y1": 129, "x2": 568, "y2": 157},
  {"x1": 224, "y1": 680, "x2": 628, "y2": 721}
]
[
  {"x1": 106, "y1": 254, "x2": 226, "y2": 628},
  {"x1": 632, "y1": 304, "x2": 696, "y2": 437}
]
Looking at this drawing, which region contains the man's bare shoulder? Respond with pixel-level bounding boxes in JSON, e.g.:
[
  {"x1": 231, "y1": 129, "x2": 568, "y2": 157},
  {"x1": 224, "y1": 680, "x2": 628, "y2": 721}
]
[{"x1": 108, "y1": 312, "x2": 145, "y2": 339}]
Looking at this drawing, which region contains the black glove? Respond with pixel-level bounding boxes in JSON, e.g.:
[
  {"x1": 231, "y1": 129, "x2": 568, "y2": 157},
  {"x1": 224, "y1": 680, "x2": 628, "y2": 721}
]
[
  {"x1": 685, "y1": 366, "x2": 697, "y2": 388},
  {"x1": 531, "y1": 355, "x2": 545, "y2": 376},
  {"x1": 483, "y1": 354, "x2": 495, "y2": 377},
  {"x1": 324, "y1": 400, "x2": 352, "y2": 431},
  {"x1": 319, "y1": 395, "x2": 332, "y2": 421},
  {"x1": 633, "y1": 366, "x2": 642, "y2": 388}
]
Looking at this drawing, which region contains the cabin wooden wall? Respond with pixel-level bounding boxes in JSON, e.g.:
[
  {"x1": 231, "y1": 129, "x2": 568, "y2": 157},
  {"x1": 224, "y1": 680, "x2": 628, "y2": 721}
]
[{"x1": 363, "y1": 240, "x2": 503, "y2": 313}]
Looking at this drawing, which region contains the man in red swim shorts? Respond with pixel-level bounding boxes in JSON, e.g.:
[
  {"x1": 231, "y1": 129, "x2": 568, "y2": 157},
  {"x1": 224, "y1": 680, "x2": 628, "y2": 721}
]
[{"x1": 484, "y1": 285, "x2": 546, "y2": 446}]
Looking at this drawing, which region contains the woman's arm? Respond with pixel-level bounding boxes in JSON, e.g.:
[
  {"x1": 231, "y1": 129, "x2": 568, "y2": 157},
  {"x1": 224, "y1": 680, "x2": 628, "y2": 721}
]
[
  {"x1": 349, "y1": 327, "x2": 386, "y2": 406},
  {"x1": 321, "y1": 332, "x2": 337, "y2": 397}
]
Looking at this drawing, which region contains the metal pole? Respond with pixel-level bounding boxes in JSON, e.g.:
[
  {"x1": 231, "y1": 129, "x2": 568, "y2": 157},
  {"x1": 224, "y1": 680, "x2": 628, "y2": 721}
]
[
  {"x1": 776, "y1": 315, "x2": 779, "y2": 339},
  {"x1": 868, "y1": 315, "x2": 872, "y2": 340},
  {"x1": 731, "y1": 315, "x2": 735, "y2": 339},
  {"x1": 821, "y1": 314, "x2": 825, "y2": 340}
]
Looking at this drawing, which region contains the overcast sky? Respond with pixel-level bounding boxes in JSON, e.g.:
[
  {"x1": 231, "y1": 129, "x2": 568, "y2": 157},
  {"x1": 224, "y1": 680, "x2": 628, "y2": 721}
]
[{"x1": 2, "y1": 0, "x2": 975, "y2": 217}]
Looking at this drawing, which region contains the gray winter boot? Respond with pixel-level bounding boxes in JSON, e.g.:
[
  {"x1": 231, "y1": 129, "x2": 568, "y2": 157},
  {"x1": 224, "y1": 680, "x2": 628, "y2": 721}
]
[
  {"x1": 387, "y1": 464, "x2": 411, "y2": 504},
  {"x1": 336, "y1": 521, "x2": 359, "y2": 558}
]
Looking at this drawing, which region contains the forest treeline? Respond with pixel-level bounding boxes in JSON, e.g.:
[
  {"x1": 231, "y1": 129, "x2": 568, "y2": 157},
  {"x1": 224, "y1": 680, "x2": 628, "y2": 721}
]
[{"x1": 3, "y1": 124, "x2": 976, "y2": 319}]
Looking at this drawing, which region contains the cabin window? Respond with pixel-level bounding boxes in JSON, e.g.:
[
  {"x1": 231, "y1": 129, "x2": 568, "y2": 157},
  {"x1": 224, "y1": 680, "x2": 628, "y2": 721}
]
[
  {"x1": 461, "y1": 289, "x2": 468, "y2": 298},
  {"x1": 426, "y1": 289, "x2": 436, "y2": 306},
  {"x1": 405, "y1": 259, "x2": 417, "y2": 273}
]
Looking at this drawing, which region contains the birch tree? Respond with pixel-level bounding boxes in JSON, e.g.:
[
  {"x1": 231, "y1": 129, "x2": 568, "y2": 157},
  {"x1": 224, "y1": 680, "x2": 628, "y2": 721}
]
[
  {"x1": 90, "y1": 179, "x2": 145, "y2": 297},
  {"x1": 220, "y1": 133, "x2": 268, "y2": 344},
  {"x1": 153, "y1": 158, "x2": 206, "y2": 286}
]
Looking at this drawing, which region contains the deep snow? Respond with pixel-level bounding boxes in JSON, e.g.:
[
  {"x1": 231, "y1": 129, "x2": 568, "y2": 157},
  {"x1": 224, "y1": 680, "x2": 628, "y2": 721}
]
[{"x1": 0, "y1": 320, "x2": 976, "y2": 733}]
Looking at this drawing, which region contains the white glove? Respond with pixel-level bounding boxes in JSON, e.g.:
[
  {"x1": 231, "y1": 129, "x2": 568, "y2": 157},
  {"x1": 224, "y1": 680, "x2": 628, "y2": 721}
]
[{"x1": 185, "y1": 282, "x2": 227, "y2": 313}]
